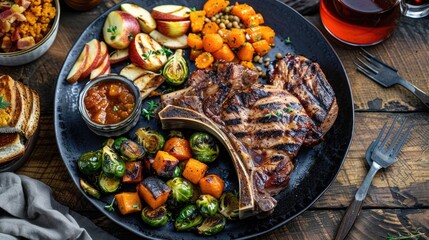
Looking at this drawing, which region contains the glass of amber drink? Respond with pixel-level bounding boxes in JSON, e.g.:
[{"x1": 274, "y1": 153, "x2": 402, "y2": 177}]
[{"x1": 320, "y1": 0, "x2": 401, "y2": 46}]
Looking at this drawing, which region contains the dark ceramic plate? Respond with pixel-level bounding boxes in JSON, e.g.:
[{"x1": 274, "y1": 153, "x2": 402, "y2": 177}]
[{"x1": 54, "y1": 0, "x2": 354, "y2": 239}]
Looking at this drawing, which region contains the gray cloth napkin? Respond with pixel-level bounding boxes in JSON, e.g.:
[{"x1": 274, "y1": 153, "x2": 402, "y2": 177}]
[{"x1": 0, "y1": 172, "x2": 118, "y2": 240}]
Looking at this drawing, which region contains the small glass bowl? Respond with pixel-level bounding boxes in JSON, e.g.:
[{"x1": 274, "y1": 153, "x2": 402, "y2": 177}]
[{"x1": 79, "y1": 74, "x2": 142, "y2": 137}]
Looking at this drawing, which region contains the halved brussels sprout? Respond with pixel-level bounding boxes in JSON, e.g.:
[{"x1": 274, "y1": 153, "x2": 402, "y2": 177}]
[
  {"x1": 219, "y1": 191, "x2": 239, "y2": 220},
  {"x1": 77, "y1": 150, "x2": 102, "y2": 175},
  {"x1": 196, "y1": 194, "x2": 219, "y2": 217},
  {"x1": 119, "y1": 139, "x2": 145, "y2": 161},
  {"x1": 135, "y1": 128, "x2": 165, "y2": 156},
  {"x1": 175, "y1": 205, "x2": 203, "y2": 231},
  {"x1": 197, "y1": 213, "x2": 226, "y2": 235},
  {"x1": 112, "y1": 137, "x2": 128, "y2": 152},
  {"x1": 99, "y1": 172, "x2": 121, "y2": 193},
  {"x1": 141, "y1": 205, "x2": 169, "y2": 228},
  {"x1": 102, "y1": 145, "x2": 126, "y2": 178},
  {"x1": 166, "y1": 177, "x2": 194, "y2": 204},
  {"x1": 162, "y1": 49, "x2": 188, "y2": 86},
  {"x1": 189, "y1": 132, "x2": 219, "y2": 163},
  {"x1": 79, "y1": 178, "x2": 101, "y2": 199}
]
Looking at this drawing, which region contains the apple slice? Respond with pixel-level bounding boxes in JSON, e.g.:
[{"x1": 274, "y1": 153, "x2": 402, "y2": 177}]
[
  {"x1": 120, "y1": 3, "x2": 156, "y2": 34},
  {"x1": 90, "y1": 53, "x2": 110, "y2": 80},
  {"x1": 66, "y1": 44, "x2": 89, "y2": 83},
  {"x1": 109, "y1": 48, "x2": 129, "y2": 64},
  {"x1": 102, "y1": 10, "x2": 140, "y2": 49},
  {"x1": 79, "y1": 39, "x2": 101, "y2": 80},
  {"x1": 128, "y1": 33, "x2": 167, "y2": 72},
  {"x1": 149, "y1": 30, "x2": 188, "y2": 49},
  {"x1": 156, "y1": 20, "x2": 190, "y2": 37},
  {"x1": 100, "y1": 64, "x2": 111, "y2": 76},
  {"x1": 151, "y1": 5, "x2": 191, "y2": 21},
  {"x1": 93, "y1": 41, "x2": 108, "y2": 68},
  {"x1": 120, "y1": 63, "x2": 149, "y2": 80},
  {"x1": 134, "y1": 74, "x2": 165, "y2": 100}
]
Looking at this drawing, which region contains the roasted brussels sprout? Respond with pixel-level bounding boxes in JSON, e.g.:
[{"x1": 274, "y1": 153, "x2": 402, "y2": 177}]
[
  {"x1": 189, "y1": 132, "x2": 219, "y2": 163},
  {"x1": 175, "y1": 205, "x2": 203, "y2": 231},
  {"x1": 197, "y1": 213, "x2": 226, "y2": 235},
  {"x1": 77, "y1": 150, "x2": 102, "y2": 175},
  {"x1": 166, "y1": 177, "x2": 194, "y2": 204},
  {"x1": 219, "y1": 191, "x2": 239, "y2": 220},
  {"x1": 99, "y1": 172, "x2": 121, "y2": 193},
  {"x1": 79, "y1": 178, "x2": 101, "y2": 199},
  {"x1": 141, "y1": 205, "x2": 169, "y2": 228},
  {"x1": 102, "y1": 145, "x2": 126, "y2": 178},
  {"x1": 162, "y1": 49, "x2": 188, "y2": 86},
  {"x1": 119, "y1": 139, "x2": 145, "y2": 161},
  {"x1": 112, "y1": 137, "x2": 128, "y2": 152},
  {"x1": 196, "y1": 194, "x2": 219, "y2": 217},
  {"x1": 135, "y1": 128, "x2": 165, "y2": 156},
  {"x1": 102, "y1": 138, "x2": 115, "y2": 148}
]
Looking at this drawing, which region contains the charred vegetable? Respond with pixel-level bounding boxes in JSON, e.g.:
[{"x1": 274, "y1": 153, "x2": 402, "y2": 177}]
[
  {"x1": 196, "y1": 194, "x2": 219, "y2": 217},
  {"x1": 99, "y1": 172, "x2": 121, "y2": 193},
  {"x1": 153, "y1": 150, "x2": 180, "y2": 178},
  {"x1": 141, "y1": 205, "x2": 169, "y2": 227},
  {"x1": 197, "y1": 213, "x2": 226, "y2": 235},
  {"x1": 219, "y1": 191, "x2": 239, "y2": 220},
  {"x1": 162, "y1": 49, "x2": 188, "y2": 86},
  {"x1": 122, "y1": 161, "x2": 143, "y2": 183},
  {"x1": 166, "y1": 177, "x2": 194, "y2": 204},
  {"x1": 175, "y1": 205, "x2": 203, "y2": 231},
  {"x1": 77, "y1": 150, "x2": 102, "y2": 175},
  {"x1": 115, "y1": 192, "x2": 142, "y2": 215},
  {"x1": 163, "y1": 131, "x2": 192, "y2": 161},
  {"x1": 189, "y1": 132, "x2": 219, "y2": 163},
  {"x1": 135, "y1": 128, "x2": 165, "y2": 156},
  {"x1": 79, "y1": 178, "x2": 101, "y2": 199},
  {"x1": 112, "y1": 137, "x2": 128, "y2": 152},
  {"x1": 119, "y1": 139, "x2": 145, "y2": 161},
  {"x1": 137, "y1": 176, "x2": 171, "y2": 209},
  {"x1": 102, "y1": 145, "x2": 126, "y2": 178}
]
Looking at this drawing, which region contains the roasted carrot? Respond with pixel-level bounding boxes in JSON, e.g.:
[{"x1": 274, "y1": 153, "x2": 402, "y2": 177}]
[
  {"x1": 114, "y1": 192, "x2": 142, "y2": 215},
  {"x1": 237, "y1": 42, "x2": 255, "y2": 61},
  {"x1": 195, "y1": 52, "x2": 214, "y2": 69},
  {"x1": 190, "y1": 48, "x2": 203, "y2": 61},
  {"x1": 252, "y1": 39, "x2": 271, "y2": 56},
  {"x1": 212, "y1": 44, "x2": 235, "y2": 62},
  {"x1": 137, "y1": 177, "x2": 170, "y2": 209},
  {"x1": 202, "y1": 22, "x2": 220, "y2": 36},
  {"x1": 122, "y1": 161, "x2": 143, "y2": 183},
  {"x1": 182, "y1": 158, "x2": 208, "y2": 184},
  {"x1": 199, "y1": 174, "x2": 225, "y2": 199},
  {"x1": 187, "y1": 33, "x2": 203, "y2": 50},
  {"x1": 203, "y1": 33, "x2": 223, "y2": 53},
  {"x1": 217, "y1": 28, "x2": 230, "y2": 42},
  {"x1": 260, "y1": 26, "x2": 275, "y2": 45},
  {"x1": 190, "y1": 10, "x2": 206, "y2": 33},
  {"x1": 163, "y1": 137, "x2": 192, "y2": 161},
  {"x1": 255, "y1": 13, "x2": 264, "y2": 24},
  {"x1": 226, "y1": 28, "x2": 246, "y2": 48},
  {"x1": 152, "y1": 150, "x2": 179, "y2": 177},
  {"x1": 204, "y1": 0, "x2": 230, "y2": 17},
  {"x1": 231, "y1": 3, "x2": 256, "y2": 23},
  {"x1": 243, "y1": 14, "x2": 260, "y2": 28},
  {"x1": 240, "y1": 61, "x2": 255, "y2": 69}
]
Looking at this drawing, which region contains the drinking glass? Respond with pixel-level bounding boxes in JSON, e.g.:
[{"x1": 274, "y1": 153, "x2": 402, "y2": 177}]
[
  {"x1": 320, "y1": 0, "x2": 402, "y2": 46},
  {"x1": 401, "y1": 0, "x2": 429, "y2": 18}
]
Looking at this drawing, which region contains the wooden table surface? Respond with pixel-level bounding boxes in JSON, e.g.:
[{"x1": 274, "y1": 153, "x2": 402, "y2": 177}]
[{"x1": 1, "y1": 0, "x2": 428, "y2": 239}]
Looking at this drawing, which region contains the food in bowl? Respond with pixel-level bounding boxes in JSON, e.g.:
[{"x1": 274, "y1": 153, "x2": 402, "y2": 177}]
[{"x1": 0, "y1": 0, "x2": 56, "y2": 52}]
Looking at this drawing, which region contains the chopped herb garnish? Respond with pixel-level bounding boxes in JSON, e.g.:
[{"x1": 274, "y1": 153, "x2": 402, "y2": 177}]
[
  {"x1": 142, "y1": 50, "x2": 155, "y2": 60},
  {"x1": 256, "y1": 36, "x2": 262, "y2": 41},
  {"x1": 386, "y1": 230, "x2": 425, "y2": 240},
  {"x1": 132, "y1": 203, "x2": 140, "y2": 209},
  {"x1": 283, "y1": 107, "x2": 294, "y2": 112},
  {"x1": 107, "y1": 25, "x2": 117, "y2": 41},
  {"x1": 264, "y1": 113, "x2": 273, "y2": 119},
  {"x1": 104, "y1": 198, "x2": 116, "y2": 212},
  {"x1": 190, "y1": 7, "x2": 196, "y2": 11},
  {"x1": 142, "y1": 100, "x2": 160, "y2": 120},
  {"x1": 284, "y1": 36, "x2": 292, "y2": 44},
  {"x1": 156, "y1": 47, "x2": 173, "y2": 56},
  {"x1": 0, "y1": 96, "x2": 10, "y2": 109},
  {"x1": 275, "y1": 110, "x2": 282, "y2": 117},
  {"x1": 113, "y1": 105, "x2": 119, "y2": 111}
]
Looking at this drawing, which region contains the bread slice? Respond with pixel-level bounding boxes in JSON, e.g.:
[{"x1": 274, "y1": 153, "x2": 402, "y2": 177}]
[
  {"x1": 0, "y1": 133, "x2": 25, "y2": 164},
  {"x1": 0, "y1": 75, "x2": 17, "y2": 128},
  {"x1": 0, "y1": 81, "x2": 30, "y2": 134},
  {"x1": 24, "y1": 89, "x2": 40, "y2": 139}
]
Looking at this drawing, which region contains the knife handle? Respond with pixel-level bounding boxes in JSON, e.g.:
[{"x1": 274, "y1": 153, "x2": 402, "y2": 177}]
[
  {"x1": 335, "y1": 163, "x2": 381, "y2": 240},
  {"x1": 398, "y1": 78, "x2": 429, "y2": 109}
]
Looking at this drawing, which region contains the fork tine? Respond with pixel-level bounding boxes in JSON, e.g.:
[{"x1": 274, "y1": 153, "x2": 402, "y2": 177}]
[
  {"x1": 359, "y1": 48, "x2": 398, "y2": 72},
  {"x1": 373, "y1": 120, "x2": 388, "y2": 147},
  {"x1": 379, "y1": 116, "x2": 399, "y2": 149},
  {"x1": 386, "y1": 117, "x2": 409, "y2": 153},
  {"x1": 355, "y1": 63, "x2": 381, "y2": 83},
  {"x1": 391, "y1": 121, "x2": 413, "y2": 158},
  {"x1": 356, "y1": 57, "x2": 379, "y2": 73}
]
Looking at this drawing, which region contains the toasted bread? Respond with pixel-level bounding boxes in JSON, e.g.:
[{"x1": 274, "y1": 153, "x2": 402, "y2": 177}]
[
  {"x1": 0, "y1": 81, "x2": 29, "y2": 134},
  {"x1": 0, "y1": 75, "x2": 17, "y2": 128},
  {"x1": 0, "y1": 133, "x2": 25, "y2": 164},
  {"x1": 24, "y1": 89, "x2": 40, "y2": 139}
]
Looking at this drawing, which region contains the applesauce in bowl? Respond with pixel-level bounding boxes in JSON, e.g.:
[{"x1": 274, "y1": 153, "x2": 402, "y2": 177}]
[{"x1": 79, "y1": 74, "x2": 142, "y2": 137}]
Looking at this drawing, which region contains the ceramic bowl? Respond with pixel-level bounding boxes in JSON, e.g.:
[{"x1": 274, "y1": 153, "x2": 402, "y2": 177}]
[
  {"x1": 0, "y1": 0, "x2": 60, "y2": 66},
  {"x1": 78, "y1": 74, "x2": 142, "y2": 137}
]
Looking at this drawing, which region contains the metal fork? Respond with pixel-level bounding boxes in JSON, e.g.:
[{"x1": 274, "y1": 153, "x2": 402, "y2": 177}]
[
  {"x1": 335, "y1": 116, "x2": 414, "y2": 240},
  {"x1": 355, "y1": 49, "x2": 429, "y2": 109}
]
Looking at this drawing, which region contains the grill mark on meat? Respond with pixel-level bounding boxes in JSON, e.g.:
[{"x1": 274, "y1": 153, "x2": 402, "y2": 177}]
[
  {"x1": 225, "y1": 118, "x2": 242, "y2": 126},
  {"x1": 273, "y1": 143, "x2": 301, "y2": 153},
  {"x1": 226, "y1": 105, "x2": 240, "y2": 113},
  {"x1": 270, "y1": 155, "x2": 285, "y2": 161},
  {"x1": 257, "y1": 102, "x2": 283, "y2": 110},
  {"x1": 234, "y1": 132, "x2": 248, "y2": 138},
  {"x1": 254, "y1": 130, "x2": 284, "y2": 139}
]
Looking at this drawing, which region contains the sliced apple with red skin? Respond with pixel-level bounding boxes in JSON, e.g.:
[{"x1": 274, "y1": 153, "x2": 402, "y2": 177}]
[
  {"x1": 151, "y1": 5, "x2": 191, "y2": 21},
  {"x1": 149, "y1": 30, "x2": 188, "y2": 49},
  {"x1": 128, "y1": 33, "x2": 167, "y2": 72},
  {"x1": 93, "y1": 41, "x2": 108, "y2": 68},
  {"x1": 102, "y1": 10, "x2": 140, "y2": 49},
  {"x1": 156, "y1": 20, "x2": 190, "y2": 38},
  {"x1": 66, "y1": 44, "x2": 89, "y2": 83},
  {"x1": 120, "y1": 3, "x2": 156, "y2": 34},
  {"x1": 119, "y1": 63, "x2": 149, "y2": 80},
  {"x1": 109, "y1": 48, "x2": 129, "y2": 64},
  {"x1": 90, "y1": 52, "x2": 110, "y2": 80},
  {"x1": 79, "y1": 39, "x2": 101, "y2": 80}
]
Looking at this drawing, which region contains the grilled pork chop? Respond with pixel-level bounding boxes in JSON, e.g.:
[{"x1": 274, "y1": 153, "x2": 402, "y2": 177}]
[{"x1": 160, "y1": 55, "x2": 337, "y2": 218}]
